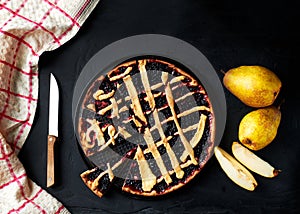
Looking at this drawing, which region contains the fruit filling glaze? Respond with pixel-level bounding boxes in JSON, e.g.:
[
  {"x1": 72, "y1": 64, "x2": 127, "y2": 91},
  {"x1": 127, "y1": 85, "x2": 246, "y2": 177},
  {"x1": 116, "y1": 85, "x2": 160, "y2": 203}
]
[{"x1": 78, "y1": 58, "x2": 215, "y2": 197}]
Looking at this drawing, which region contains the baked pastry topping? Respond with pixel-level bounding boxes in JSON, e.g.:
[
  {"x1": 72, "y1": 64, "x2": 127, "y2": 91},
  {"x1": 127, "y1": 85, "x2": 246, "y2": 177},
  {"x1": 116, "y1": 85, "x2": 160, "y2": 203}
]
[{"x1": 78, "y1": 57, "x2": 214, "y2": 197}]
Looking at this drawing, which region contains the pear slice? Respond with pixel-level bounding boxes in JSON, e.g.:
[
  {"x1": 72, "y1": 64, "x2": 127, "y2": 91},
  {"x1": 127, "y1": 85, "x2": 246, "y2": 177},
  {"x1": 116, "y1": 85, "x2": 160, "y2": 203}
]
[
  {"x1": 232, "y1": 141, "x2": 280, "y2": 178},
  {"x1": 214, "y1": 146, "x2": 257, "y2": 191}
]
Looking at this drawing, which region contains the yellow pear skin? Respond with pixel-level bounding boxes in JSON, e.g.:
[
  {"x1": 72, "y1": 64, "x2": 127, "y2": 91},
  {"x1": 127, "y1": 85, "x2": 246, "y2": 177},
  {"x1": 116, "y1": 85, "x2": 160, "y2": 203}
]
[
  {"x1": 238, "y1": 106, "x2": 281, "y2": 151},
  {"x1": 214, "y1": 146, "x2": 257, "y2": 191},
  {"x1": 232, "y1": 142, "x2": 280, "y2": 178},
  {"x1": 223, "y1": 65, "x2": 282, "y2": 108}
]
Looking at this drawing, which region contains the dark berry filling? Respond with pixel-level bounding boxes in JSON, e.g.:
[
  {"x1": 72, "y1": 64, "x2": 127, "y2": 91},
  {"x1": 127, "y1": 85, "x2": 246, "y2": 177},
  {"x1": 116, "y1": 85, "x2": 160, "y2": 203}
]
[
  {"x1": 95, "y1": 112, "x2": 112, "y2": 127},
  {"x1": 87, "y1": 167, "x2": 102, "y2": 181},
  {"x1": 99, "y1": 77, "x2": 116, "y2": 93},
  {"x1": 124, "y1": 179, "x2": 143, "y2": 193},
  {"x1": 97, "y1": 173, "x2": 113, "y2": 194}
]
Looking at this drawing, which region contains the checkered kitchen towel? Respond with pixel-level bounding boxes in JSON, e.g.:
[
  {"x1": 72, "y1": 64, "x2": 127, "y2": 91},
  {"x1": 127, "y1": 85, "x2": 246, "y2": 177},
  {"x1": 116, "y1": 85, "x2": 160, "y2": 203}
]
[{"x1": 0, "y1": 0, "x2": 100, "y2": 213}]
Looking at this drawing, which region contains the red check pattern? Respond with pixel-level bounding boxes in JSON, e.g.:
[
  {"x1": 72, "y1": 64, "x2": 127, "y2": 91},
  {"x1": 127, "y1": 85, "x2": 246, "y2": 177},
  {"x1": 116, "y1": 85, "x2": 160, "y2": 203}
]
[{"x1": 0, "y1": 0, "x2": 100, "y2": 213}]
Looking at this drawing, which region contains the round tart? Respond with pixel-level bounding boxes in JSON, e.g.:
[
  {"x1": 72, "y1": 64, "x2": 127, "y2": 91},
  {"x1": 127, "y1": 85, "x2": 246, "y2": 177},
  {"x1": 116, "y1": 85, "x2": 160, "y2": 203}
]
[{"x1": 78, "y1": 57, "x2": 215, "y2": 197}]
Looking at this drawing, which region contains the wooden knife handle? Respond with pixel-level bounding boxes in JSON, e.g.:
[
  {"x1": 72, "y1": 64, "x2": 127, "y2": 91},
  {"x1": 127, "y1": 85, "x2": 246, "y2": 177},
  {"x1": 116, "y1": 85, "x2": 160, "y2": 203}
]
[{"x1": 47, "y1": 135, "x2": 57, "y2": 187}]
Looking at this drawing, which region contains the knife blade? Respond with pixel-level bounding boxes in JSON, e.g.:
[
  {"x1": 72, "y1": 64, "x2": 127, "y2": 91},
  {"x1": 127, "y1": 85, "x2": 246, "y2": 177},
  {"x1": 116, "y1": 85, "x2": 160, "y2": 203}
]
[{"x1": 47, "y1": 73, "x2": 59, "y2": 187}]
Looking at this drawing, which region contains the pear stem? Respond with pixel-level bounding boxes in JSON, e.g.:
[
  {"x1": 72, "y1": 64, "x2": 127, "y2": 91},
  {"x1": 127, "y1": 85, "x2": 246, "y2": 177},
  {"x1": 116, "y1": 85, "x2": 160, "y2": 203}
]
[{"x1": 219, "y1": 69, "x2": 226, "y2": 75}]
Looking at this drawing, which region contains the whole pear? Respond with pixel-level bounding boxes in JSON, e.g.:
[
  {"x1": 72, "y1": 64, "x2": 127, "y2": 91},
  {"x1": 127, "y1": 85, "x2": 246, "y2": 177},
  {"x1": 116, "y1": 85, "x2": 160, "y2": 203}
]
[
  {"x1": 238, "y1": 106, "x2": 281, "y2": 151},
  {"x1": 223, "y1": 65, "x2": 282, "y2": 108}
]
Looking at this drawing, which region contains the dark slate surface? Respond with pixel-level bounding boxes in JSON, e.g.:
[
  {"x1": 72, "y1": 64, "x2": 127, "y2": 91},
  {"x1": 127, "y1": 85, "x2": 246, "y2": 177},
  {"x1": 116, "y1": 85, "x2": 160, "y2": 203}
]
[{"x1": 18, "y1": 0, "x2": 300, "y2": 213}]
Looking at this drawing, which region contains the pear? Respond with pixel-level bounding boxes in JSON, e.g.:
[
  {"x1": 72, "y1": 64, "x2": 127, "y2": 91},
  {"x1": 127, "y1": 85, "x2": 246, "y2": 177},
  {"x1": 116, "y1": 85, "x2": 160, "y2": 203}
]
[
  {"x1": 214, "y1": 146, "x2": 257, "y2": 191},
  {"x1": 238, "y1": 106, "x2": 281, "y2": 151},
  {"x1": 232, "y1": 142, "x2": 281, "y2": 178},
  {"x1": 223, "y1": 65, "x2": 282, "y2": 108}
]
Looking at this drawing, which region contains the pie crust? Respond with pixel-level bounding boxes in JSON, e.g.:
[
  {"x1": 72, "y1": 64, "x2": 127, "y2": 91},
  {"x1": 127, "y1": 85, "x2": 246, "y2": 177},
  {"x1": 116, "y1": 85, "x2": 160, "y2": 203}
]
[{"x1": 78, "y1": 57, "x2": 215, "y2": 197}]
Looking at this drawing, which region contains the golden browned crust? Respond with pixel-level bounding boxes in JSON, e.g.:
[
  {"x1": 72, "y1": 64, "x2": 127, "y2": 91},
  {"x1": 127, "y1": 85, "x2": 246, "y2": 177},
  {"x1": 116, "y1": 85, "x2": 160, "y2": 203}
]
[
  {"x1": 121, "y1": 165, "x2": 200, "y2": 197},
  {"x1": 80, "y1": 169, "x2": 105, "y2": 198}
]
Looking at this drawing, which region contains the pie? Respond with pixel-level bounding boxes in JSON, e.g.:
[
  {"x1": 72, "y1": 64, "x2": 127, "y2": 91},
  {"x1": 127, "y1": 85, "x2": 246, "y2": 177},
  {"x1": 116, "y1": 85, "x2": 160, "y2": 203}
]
[{"x1": 78, "y1": 57, "x2": 215, "y2": 197}]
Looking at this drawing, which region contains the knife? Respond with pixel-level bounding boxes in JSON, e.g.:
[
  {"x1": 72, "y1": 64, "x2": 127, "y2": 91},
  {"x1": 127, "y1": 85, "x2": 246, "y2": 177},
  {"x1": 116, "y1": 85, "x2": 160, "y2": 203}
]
[{"x1": 47, "y1": 73, "x2": 59, "y2": 187}]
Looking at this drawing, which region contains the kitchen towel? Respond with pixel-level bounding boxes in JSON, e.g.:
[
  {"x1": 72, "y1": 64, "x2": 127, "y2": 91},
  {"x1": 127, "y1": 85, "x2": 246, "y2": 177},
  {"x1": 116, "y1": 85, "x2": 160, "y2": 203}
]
[{"x1": 0, "y1": 0, "x2": 100, "y2": 213}]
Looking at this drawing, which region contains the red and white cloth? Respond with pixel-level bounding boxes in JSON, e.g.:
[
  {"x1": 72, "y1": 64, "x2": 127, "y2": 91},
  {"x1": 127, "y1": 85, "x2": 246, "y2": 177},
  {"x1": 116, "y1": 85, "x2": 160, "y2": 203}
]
[{"x1": 0, "y1": 0, "x2": 100, "y2": 213}]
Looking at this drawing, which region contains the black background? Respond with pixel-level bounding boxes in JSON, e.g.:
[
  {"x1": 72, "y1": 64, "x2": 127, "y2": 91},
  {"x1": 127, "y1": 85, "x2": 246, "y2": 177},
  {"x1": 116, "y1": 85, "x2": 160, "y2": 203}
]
[{"x1": 18, "y1": 0, "x2": 300, "y2": 213}]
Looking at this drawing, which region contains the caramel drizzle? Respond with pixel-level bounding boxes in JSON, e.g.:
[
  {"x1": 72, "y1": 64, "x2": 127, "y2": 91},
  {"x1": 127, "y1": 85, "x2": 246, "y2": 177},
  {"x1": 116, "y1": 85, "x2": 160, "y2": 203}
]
[
  {"x1": 180, "y1": 114, "x2": 207, "y2": 161},
  {"x1": 143, "y1": 128, "x2": 172, "y2": 184},
  {"x1": 177, "y1": 106, "x2": 210, "y2": 118},
  {"x1": 120, "y1": 105, "x2": 210, "y2": 127},
  {"x1": 139, "y1": 59, "x2": 155, "y2": 110},
  {"x1": 149, "y1": 105, "x2": 210, "y2": 131},
  {"x1": 134, "y1": 146, "x2": 157, "y2": 191},
  {"x1": 110, "y1": 97, "x2": 119, "y2": 118},
  {"x1": 81, "y1": 119, "x2": 118, "y2": 154},
  {"x1": 155, "y1": 59, "x2": 198, "y2": 86},
  {"x1": 87, "y1": 103, "x2": 96, "y2": 112},
  {"x1": 117, "y1": 126, "x2": 132, "y2": 139},
  {"x1": 86, "y1": 119, "x2": 105, "y2": 146},
  {"x1": 99, "y1": 81, "x2": 200, "y2": 119},
  {"x1": 124, "y1": 66, "x2": 172, "y2": 185},
  {"x1": 169, "y1": 75, "x2": 185, "y2": 84},
  {"x1": 119, "y1": 105, "x2": 129, "y2": 113},
  {"x1": 97, "y1": 97, "x2": 120, "y2": 117},
  {"x1": 124, "y1": 75, "x2": 148, "y2": 129},
  {"x1": 140, "y1": 66, "x2": 184, "y2": 180},
  {"x1": 175, "y1": 91, "x2": 196, "y2": 102},
  {"x1": 96, "y1": 127, "x2": 128, "y2": 153},
  {"x1": 93, "y1": 90, "x2": 115, "y2": 101},
  {"x1": 118, "y1": 75, "x2": 191, "y2": 103},
  {"x1": 109, "y1": 67, "x2": 132, "y2": 81},
  {"x1": 143, "y1": 136, "x2": 172, "y2": 153},
  {"x1": 100, "y1": 89, "x2": 208, "y2": 124},
  {"x1": 152, "y1": 109, "x2": 184, "y2": 179},
  {"x1": 164, "y1": 82, "x2": 198, "y2": 165}
]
